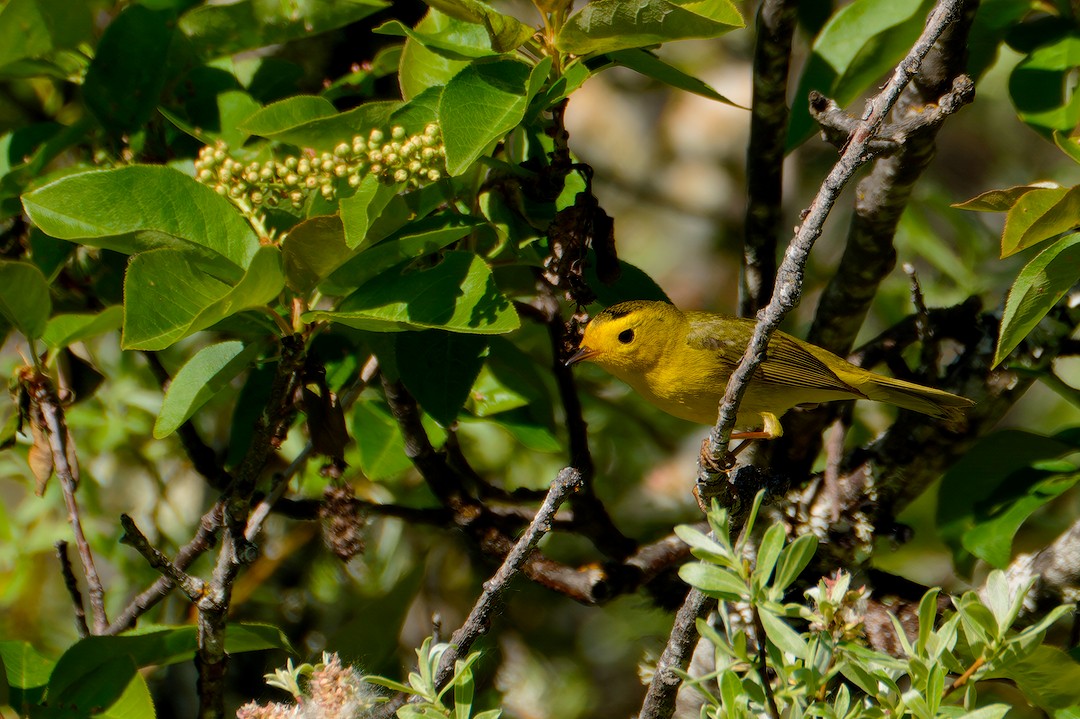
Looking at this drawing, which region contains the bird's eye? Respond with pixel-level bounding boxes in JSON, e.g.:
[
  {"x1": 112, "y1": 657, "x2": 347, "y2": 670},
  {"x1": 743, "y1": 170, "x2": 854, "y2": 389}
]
[{"x1": 618, "y1": 329, "x2": 635, "y2": 344}]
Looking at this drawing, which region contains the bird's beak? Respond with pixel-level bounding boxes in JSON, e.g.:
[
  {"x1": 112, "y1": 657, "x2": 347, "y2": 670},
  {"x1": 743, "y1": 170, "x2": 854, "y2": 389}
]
[{"x1": 565, "y1": 345, "x2": 598, "y2": 367}]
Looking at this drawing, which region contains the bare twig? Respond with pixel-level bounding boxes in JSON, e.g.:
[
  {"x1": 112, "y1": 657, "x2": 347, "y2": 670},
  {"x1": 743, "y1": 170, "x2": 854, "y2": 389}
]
[
  {"x1": 108, "y1": 502, "x2": 223, "y2": 634},
  {"x1": 55, "y1": 541, "x2": 89, "y2": 638},
  {"x1": 29, "y1": 372, "x2": 108, "y2": 634},
  {"x1": 433, "y1": 468, "x2": 583, "y2": 689},
  {"x1": 120, "y1": 514, "x2": 209, "y2": 602}
]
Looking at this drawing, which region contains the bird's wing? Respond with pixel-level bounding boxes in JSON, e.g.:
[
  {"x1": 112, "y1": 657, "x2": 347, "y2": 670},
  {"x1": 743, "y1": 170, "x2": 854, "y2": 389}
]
[{"x1": 686, "y1": 319, "x2": 865, "y2": 396}]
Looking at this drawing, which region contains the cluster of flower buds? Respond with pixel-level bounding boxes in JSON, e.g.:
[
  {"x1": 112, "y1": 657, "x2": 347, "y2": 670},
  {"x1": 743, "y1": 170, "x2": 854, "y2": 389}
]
[{"x1": 194, "y1": 123, "x2": 446, "y2": 209}]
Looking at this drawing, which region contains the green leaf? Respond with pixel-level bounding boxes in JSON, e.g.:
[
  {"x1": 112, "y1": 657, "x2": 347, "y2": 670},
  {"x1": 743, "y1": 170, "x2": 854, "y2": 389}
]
[
  {"x1": 305, "y1": 251, "x2": 519, "y2": 334},
  {"x1": 1010, "y1": 33, "x2": 1080, "y2": 137},
  {"x1": 122, "y1": 245, "x2": 285, "y2": 351},
  {"x1": 159, "y1": 82, "x2": 262, "y2": 148},
  {"x1": 238, "y1": 96, "x2": 337, "y2": 137},
  {"x1": 154, "y1": 341, "x2": 260, "y2": 438},
  {"x1": 397, "y1": 331, "x2": 487, "y2": 426},
  {"x1": 607, "y1": 49, "x2": 742, "y2": 106},
  {"x1": 97, "y1": 668, "x2": 154, "y2": 719},
  {"x1": 0, "y1": 640, "x2": 54, "y2": 690},
  {"x1": 995, "y1": 233, "x2": 1080, "y2": 366},
  {"x1": 439, "y1": 57, "x2": 548, "y2": 176},
  {"x1": 754, "y1": 523, "x2": 786, "y2": 587},
  {"x1": 341, "y1": 175, "x2": 404, "y2": 249},
  {"x1": 556, "y1": 0, "x2": 744, "y2": 56},
  {"x1": 354, "y1": 398, "x2": 415, "y2": 480},
  {"x1": 962, "y1": 466, "x2": 1079, "y2": 567},
  {"x1": 471, "y1": 411, "x2": 560, "y2": 452},
  {"x1": 244, "y1": 101, "x2": 401, "y2": 150},
  {"x1": 758, "y1": 606, "x2": 808, "y2": 659},
  {"x1": 772, "y1": 534, "x2": 817, "y2": 592},
  {"x1": 465, "y1": 337, "x2": 553, "y2": 420},
  {"x1": 22, "y1": 165, "x2": 260, "y2": 272},
  {"x1": 953, "y1": 183, "x2": 1056, "y2": 212},
  {"x1": 42, "y1": 306, "x2": 124, "y2": 349},
  {"x1": 1054, "y1": 131, "x2": 1080, "y2": 165},
  {"x1": 83, "y1": 5, "x2": 173, "y2": 133},
  {"x1": 673, "y1": 525, "x2": 734, "y2": 567},
  {"x1": 0, "y1": 260, "x2": 50, "y2": 339},
  {"x1": 916, "y1": 588, "x2": 940, "y2": 656},
  {"x1": 998, "y1": 646, "x2": 1080, "y2": 709},
  {"x1": 678, "y1": 562, "x2": 747, "y2": 601},
  {"x1": 0, "y1": 0, "x2": 93, "y2": 72},
  {"x1": 787, "y1": 0, "x2": 931, "y2": 148},
  {"x1": 224, "y1": 623, "x2": 293, "y2": 654},
  {"x1": 398, "y1": 11, "x2": 474, "y2": 100},
  {"x1": 1001, "y1": 185, "x2": 1080, "y2": 257},
  {"x1": 323, "y1": 214, "x2": 478, "y2": 294},
  {"x1": 938, "y1": 429, "x2": 1077, "y2": 572},
  {"x1": 375, "y1": 18, "x2": 495, "y2": 59},
  {"x1": 420, "y1": 0, "x2": 534, "y2": 52},
  {"x1": 179, "y1": 0, "x2": 389, "y2": 57},
  {"x1": 282, "y1": 215, "x2": 351, "y2": 293}
]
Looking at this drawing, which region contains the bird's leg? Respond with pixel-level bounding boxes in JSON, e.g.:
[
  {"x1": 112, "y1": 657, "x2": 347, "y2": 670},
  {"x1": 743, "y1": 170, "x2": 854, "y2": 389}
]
[{"x1": 730, "y1": 411, "x2": 783, "y2": 440}]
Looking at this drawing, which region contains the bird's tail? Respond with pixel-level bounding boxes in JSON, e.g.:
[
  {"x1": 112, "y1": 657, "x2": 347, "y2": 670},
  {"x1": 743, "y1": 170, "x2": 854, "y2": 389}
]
[{"x1": 861, "y1": 374, "x2": 975, "y2": 424}]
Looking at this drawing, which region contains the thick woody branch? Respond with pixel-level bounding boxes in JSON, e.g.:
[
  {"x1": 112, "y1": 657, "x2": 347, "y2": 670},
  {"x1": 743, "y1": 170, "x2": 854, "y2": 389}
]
[{"x1": 740, "y1": 0, "x2": 798, "y2": 316}]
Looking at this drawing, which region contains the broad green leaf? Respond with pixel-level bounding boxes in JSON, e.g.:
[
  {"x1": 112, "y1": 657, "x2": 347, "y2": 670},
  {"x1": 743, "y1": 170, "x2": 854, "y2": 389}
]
[
  {"x1": 49, "y1": 624, "x2": 291, "y2": 706},
  {"x1": 179, "y1": 0, "x2": 389, "y2": 57},
  {"x1": 375, "y1": 18, "x2": 497, "y2": 59},
  {"x1": 323, "y1": 214, "x2": 478, "y2": 294},
  {"x1": 1055, "y1": 131, "x2": 1080, "y2": 165},
  {"x1": 397, "y1": 330, "x2": 487, "y2": 426},
  {"x1": 341, "y1": 175, "x2": 404, "y2": 249},
  {"x1": 159, "y1": 71, "x2": 262, "y2": 148},
  {"x1": 787, "y1": 0, "x2": 931, "y2": 148},
  {"x1": 995, "y1": 233, "x2": 1080, "y2": 365},
  {"x1": 939, "y1": 430, "x2": 1077, "y2": 572},
  {"x1": 245, "y1": 101, "x2": 401, "y2": 149},
  {"x1": 98, "y1": 669, "x2": 154, "y2": 719},
  {"x1": 238, "y1": 95, "x2": 337, "y2": 137},
  {"x1": 556, "y1": 0, "x2": 743, "y2": 56},
  {"x1": 0, "y1": 641, "x2": 54, "y2": 689},
  {"x1": 420, "y1": 0, "x2": 534, "y2": 52},
  {"x1": 42, "y1": 306, "x2": 124, "y2": 349},
  {"x1": 1002, "y1": 186, "x2": 1080, "y2": 257},
  {"x1": 956, "y1": 707, "x2": 1009, "y2": 719},
  {"x1": 282, "y1": 215, "x2": 351, "y2": 292},
  {"x1": 0, "y1": 261, "x2": 50, "y2": 339},
  {"x1": 758, "y1": 606, "x2": 808, "y2": 659},
  {"x1": 679, "y1": 562, "x2": 747, "y2": 601},
  {"x1": 472, "y1": 411, "x2": 560, "y2": 452},
  {"x1": 22, "y1": 165, "x2": 260, "y2": 272},
  {"x1": 997, "y1": 646, "x2": 1080, "y2": 709},
  {"x1": 122, "y1": 245, "x2": 285, "y2": 351},
  {"x1": 0, "y1": 0, "x2": 93, "y2": 72},
  {"x1": 772, "y1": 534, "x2": 817, "y2": 592},
  {"x1": 1010, "y1": 34, "x2": 1080, "y2": 137},
  {"x1": 154, "y1": 341, "x2": 260, "y2": 438},
  {"x1": 962, "y1": 466, "x2": 1079, "y2": 567},
  {"x1": 354, "y1": 398, "x2": 415, "y2": 480},
  {"x1": 607, "y1": 49, "x2": 741, "y2": 106},
  {"x1": 953, "y1": 183, "x2": 1058, "y2": 212},
  {"x1": 439, "y1": 57, "x2": 548, "y2": 175},
  {"x1": 465, "y1": 337, "x2": 553, "y2": 420},
  {"x1": 398, "y1": 11, "x2": 474, "y2": 100},
  {"x1": 84, "y1": 5, "x2": 173, "y2": 132},
  {"x1": 305, "y1": 251, "x2": 519, "y2": 334}
]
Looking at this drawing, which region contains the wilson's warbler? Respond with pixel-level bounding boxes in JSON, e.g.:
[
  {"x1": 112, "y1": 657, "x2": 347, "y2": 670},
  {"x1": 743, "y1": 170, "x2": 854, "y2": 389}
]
[{"x1": 566, "y1": 300, "x2": 974, "y2": 437}]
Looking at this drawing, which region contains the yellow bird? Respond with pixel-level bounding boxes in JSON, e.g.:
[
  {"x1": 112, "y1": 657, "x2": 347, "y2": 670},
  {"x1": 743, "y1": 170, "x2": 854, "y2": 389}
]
[{"x1": 566, "y1": 300, "x2": 974, "y2": 438}]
